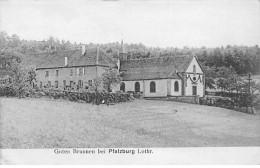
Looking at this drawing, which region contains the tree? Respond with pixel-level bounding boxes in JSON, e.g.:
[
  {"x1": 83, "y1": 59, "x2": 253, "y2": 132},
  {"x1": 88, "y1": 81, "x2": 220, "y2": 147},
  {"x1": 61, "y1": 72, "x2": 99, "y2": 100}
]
[
  {"x1": 102, "y1": 68, "x2": 122, "y2": 92},
  {"x1": 216, "y1": 66, "x2": 238, "y2": 92},
  {"x1": 9, "y1": 60, "x2": 27, "y2": 98},
  {"x1": 201, "y1": 63, "x2": 217, "y2": 89},
  {"x1": 10, "y1": 34, "x2": 21, "y2": 48},
  {"x1": 24, "y1": 66, "x2": 37, "y2": 87}
]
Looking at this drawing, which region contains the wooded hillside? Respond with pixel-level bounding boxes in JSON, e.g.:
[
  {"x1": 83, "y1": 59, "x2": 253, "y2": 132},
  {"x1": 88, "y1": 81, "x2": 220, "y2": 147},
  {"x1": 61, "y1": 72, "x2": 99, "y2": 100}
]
[{"x1": 1, "y1": 31, "x2": 259, "y2": 77}]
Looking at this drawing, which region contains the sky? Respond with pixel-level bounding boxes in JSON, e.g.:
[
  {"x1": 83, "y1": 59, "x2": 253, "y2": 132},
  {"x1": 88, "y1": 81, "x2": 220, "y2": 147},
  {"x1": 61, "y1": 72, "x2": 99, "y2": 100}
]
[{"x1": 0, "y1": 0, "x2": 260, "y2": 48}]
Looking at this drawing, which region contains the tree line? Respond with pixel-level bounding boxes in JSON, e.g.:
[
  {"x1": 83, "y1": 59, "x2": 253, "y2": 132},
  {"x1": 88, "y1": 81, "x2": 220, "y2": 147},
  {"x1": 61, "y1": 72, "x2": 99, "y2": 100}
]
[{"x1": 1, "y1": 31, "x2": 260, "y2": 77}]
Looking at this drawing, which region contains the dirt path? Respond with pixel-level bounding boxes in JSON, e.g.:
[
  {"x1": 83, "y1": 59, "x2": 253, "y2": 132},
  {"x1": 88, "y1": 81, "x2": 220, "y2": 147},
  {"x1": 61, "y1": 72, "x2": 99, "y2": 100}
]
[{"x1": 1, "y1": 97, "x2": 260, "y2": 148}]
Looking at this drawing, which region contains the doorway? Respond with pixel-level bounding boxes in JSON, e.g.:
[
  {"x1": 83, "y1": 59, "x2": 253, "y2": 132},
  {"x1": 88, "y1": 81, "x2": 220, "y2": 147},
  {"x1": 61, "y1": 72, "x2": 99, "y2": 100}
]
[{"x1": 192, "y1": 86, "x2": 197, "y2": 96}]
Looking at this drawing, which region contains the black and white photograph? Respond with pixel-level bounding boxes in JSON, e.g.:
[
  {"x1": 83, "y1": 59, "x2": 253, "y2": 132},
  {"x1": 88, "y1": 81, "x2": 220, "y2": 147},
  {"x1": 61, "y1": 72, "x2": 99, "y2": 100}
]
[{"x1": 0, "y1": 0, "x2": 260, "y2": 165}]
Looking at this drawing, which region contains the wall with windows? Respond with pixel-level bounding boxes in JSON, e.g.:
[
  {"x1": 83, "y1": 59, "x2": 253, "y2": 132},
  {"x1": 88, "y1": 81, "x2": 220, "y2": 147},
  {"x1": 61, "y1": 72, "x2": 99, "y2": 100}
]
[
  {"x1": 123, "y1": 80, "x2": 144, "y2": 93},
  {"x1": 170, "y1": 79, "x2": 182, "y2": 96},
  {"x1": 144, "y1": 79, "x2": 168, "y2": 97},
  {"x1": 36, "y1": 66, "x2": 102, "y2": 89},
  {"x1": 123, "y1": 79, "x2": 177, "y2": 97}
]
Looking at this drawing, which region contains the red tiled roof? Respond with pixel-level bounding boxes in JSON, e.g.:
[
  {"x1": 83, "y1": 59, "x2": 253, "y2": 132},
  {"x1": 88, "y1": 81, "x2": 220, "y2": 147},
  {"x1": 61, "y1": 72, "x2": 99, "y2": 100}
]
[{"x1": 120, "y1": 55, "x2": 193, "y2": 81}]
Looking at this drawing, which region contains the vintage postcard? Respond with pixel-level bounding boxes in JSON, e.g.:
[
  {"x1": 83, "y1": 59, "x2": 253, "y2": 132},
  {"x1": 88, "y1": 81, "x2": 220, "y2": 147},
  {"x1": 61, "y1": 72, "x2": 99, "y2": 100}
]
[{"x1": 0, "y1": 0, "x2": 260, "y2": 165}]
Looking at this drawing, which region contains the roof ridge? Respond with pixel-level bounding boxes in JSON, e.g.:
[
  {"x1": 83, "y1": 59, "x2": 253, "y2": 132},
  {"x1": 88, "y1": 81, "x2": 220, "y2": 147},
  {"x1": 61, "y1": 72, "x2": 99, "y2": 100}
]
[
  {"x1": 127, "y1": 54, "x2": 192, "y2": 61},
  {"x1": 27, "y1": 49, "x2": 79, "y2": 55}
]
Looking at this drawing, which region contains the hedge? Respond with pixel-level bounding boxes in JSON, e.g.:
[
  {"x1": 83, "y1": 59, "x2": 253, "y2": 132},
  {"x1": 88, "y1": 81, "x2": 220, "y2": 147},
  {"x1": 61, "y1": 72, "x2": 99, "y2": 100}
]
[
  {"x1": 0, "y1": 85, "x2": 133, "y2": 104},
  {"x1": 200, "y1": 93, "x2": 260, "y2": 114}
]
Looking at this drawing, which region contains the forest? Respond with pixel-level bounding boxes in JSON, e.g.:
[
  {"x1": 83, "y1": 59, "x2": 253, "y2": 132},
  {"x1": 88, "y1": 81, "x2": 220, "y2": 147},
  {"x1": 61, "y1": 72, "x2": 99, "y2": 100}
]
[{"x1": 1, "y1": 31, "x2": 260, "y2": 83}]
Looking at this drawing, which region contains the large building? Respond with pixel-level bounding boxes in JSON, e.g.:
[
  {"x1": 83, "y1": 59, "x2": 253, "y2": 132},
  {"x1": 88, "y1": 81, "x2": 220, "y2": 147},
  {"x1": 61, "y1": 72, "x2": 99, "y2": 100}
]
[
  {"x1": 35, "y1": 41, "x2": 205, "y2": 98},
  {"x1": 120, "y1": 51, "x2": 205, "y2": 98},
  {"x1": 36, "y1": 46, "x2": 117, "y2": 90}
]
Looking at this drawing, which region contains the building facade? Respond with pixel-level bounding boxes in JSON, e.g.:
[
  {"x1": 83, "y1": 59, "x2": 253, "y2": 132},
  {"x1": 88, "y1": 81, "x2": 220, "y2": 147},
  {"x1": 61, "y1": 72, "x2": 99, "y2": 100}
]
[
  {"x1": 36, "y1": 46, "x2": 117, "y2": 90},
  {"x1": 119, "y1": 42, "x2": 205, "y2": 98},
  {"x1": 35, "y1": 41, "x2": 205, "y2": 98}
]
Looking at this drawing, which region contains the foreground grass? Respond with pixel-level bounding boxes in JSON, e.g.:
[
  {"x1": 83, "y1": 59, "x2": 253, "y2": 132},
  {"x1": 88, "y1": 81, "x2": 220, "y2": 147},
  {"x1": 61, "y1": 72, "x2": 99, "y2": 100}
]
[{"x1": 0, "y1": 97, "x2": 260, "y2": 148}]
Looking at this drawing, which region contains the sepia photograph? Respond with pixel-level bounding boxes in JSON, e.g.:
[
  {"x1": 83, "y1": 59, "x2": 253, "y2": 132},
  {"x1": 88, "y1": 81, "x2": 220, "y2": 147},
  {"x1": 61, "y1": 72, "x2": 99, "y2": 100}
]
[{"x1": 0, "y1": 0, "x2": 260, "y2": 165}]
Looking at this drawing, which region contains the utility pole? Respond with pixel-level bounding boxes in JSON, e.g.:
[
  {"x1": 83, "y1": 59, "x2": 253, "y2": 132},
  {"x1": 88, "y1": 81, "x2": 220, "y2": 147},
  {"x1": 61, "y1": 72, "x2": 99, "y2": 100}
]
[
  {"x1": 246, "y1": 73, "x2": 253, "y2": 114},
  {"x1": 247, "y1": 73, "x2": 252, "y2": 94}
]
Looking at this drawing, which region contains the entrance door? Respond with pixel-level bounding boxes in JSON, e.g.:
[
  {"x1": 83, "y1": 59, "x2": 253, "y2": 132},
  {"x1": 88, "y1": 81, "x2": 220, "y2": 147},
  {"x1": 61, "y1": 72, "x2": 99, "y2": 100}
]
[
  {"x1": 135, "y1": 82, "x2": 140, "y2": 93},
  {"x1": 192, "y1": 86, "x2": 197, "y2": 96}
]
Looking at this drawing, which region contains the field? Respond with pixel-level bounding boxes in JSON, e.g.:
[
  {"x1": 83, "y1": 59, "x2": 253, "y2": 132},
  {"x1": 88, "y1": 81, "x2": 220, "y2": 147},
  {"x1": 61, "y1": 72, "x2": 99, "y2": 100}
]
[{"x1": 0, "y1": 97, "x2": 260, "y2": 148}]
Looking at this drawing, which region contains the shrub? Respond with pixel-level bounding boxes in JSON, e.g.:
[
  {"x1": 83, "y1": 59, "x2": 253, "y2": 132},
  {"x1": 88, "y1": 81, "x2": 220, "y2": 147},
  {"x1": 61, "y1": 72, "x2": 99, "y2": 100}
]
[
  {"x1": 0, "y1": 84, "x2": 16, "y2": 97},
  {"x1": 26, "y1": 88, "x2": 133, "y2": 104}
]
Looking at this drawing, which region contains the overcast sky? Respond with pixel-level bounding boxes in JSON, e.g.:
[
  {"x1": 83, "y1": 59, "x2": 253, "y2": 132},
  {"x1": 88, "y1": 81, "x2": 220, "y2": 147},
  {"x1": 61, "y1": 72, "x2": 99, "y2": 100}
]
[{"x1": 0, "y1": 0, "x2": 260, "y2": 48}]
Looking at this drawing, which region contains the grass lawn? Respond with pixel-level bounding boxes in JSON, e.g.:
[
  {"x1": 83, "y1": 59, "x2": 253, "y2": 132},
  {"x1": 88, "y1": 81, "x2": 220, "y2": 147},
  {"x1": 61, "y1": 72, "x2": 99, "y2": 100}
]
[{"x1": 0, "y1": 97, "x2": 260, "y2": 148}]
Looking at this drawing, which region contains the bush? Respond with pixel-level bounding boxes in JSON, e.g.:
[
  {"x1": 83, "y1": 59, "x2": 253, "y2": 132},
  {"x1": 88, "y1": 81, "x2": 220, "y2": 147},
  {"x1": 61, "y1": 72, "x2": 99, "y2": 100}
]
[
  {"x1": 253, "y1": 95, "x2": 260, "y2": 110},
  {"x1": 0, "y1": 84, "x2": 16, "y2": 97},
  {"x1": 215, "y1": 97, "x2": 235, "y2": 109},
  {"x1": 202, "y1": 92, "x2": 259, "y2": 114}
]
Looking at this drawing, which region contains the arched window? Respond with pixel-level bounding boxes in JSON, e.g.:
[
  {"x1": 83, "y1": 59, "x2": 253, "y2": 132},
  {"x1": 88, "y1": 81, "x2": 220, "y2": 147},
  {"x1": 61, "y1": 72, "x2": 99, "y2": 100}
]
[
  {"x1": 120, "y1": 82, "x2": 125, "y2": 92},
  {"x1": 150, "y1": 81, "x2": 156, "y2": 93},
  {"x1": 135, "y1": 82, "x2": 140, "y2": 93},
  {"x1": 174, "y1": 81, "x2": 179, "y2": 92}
]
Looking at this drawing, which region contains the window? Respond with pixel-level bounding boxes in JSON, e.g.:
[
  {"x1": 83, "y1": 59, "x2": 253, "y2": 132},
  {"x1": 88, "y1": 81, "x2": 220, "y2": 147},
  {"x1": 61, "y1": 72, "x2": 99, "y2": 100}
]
[
  {"x1": 78, "y1": 80, "x2": 83, "y2": 88},
  {"x1": 63, "y1": 80, "x2": 66, "y2": 87},
  {"x1": 150, "y1": 81, "x2": 156, "y2": 93},
  {"x1": 79, "y1": 68, "x2": 84, "y2": 76},
  {"x1": 135, "y1": 82, "x2": 140, "y2": 93},
  {"x1": 193, "y1": 65, "x2": 196, "y2": 73},
  {"x1": 70, "y1": 81, "x2": 73, "y2": 87},
  {"x1": 88, "y1": 80, "x2": 92, "y2": 86},
  {"x1": 45, "y1": 71, "x2": 49, "y2": 77},
  {"x1": 120, "y1": 82, "x2": 125, "y2": 92},
  {"x1": 81, "y1": 80, "x2": 83, "y2": 88},
  {"x1": 55, "y1": 81, "x2": 58, "y2": 88},
  {"x1": 40, "y1": 82, "x2": 42, "y2": 88},
  {"x1": 70, "y1": 69, "x2": 73, "y2": 76},
  {"x1": 174, "y1": 81, "x2": 179, "y2": 92},
  {"x1": 48, "y1": 81, "x2": 51, "y2": 87},
  {"x1": 55, "y1": 70, "x2": 59, "y2": 76}
]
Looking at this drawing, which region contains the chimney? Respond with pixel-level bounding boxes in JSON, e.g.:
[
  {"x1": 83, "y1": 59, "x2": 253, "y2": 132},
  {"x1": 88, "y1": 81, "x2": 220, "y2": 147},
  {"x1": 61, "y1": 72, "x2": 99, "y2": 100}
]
[
  {"x1": 82, "y1": 45, "x2": 86, "y2": 56},
  {"x1": 65, "y1": 57, "x2": 68, "y2": 66},
  {"x1": 96, "y1": 47, "x2": 99, "y2": 65}
]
